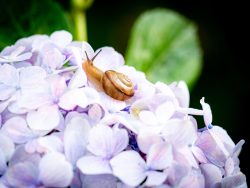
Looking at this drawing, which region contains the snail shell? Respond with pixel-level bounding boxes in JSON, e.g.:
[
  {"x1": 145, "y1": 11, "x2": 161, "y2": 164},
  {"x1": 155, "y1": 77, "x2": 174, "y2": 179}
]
[{"x1": 82, "y1": 51, "x2": 134, "y2": 101}]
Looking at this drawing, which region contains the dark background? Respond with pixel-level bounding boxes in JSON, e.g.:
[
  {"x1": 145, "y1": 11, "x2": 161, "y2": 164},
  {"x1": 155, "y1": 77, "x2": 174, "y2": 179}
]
[{"x1": 1, "y1": 0, "x2": 249, "y2": 178}]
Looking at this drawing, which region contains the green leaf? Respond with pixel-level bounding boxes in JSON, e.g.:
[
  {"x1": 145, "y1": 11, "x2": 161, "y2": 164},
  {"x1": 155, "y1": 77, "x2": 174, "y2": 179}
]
[
  {"x1": 0, "y1": 0, "x2": 72, "y2": 50},
  {"x1": 125, "y1": 8, "x2": 203, "y2": 88}
]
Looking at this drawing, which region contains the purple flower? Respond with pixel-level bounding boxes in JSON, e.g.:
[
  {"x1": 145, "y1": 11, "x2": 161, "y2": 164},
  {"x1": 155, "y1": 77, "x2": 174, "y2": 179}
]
[{"x1": 77, "y1": 125, "x2": 128, "y2": 175}]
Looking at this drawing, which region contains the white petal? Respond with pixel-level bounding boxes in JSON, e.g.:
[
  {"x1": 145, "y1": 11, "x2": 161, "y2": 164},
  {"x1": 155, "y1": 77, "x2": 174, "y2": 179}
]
[
  {"x1": 68, "y1": 69, "x2": 87, "y2": 89},
  {"x1": 200, "y1": 163, "x2": 222, "y2": 188},
  {"x1": 110, "y1": 151, "x2": 147, "y2": 187},
  {"x1": 145, "y1": 171, "x2": 168, "y2": 187},
  {"x1": 1, "y1": 116, "x2": 35, "y2": 144},
  {"x1": 50, "y1": 30, "x2": 73, "y2": 48},
  {"x1": 112, "y1": 127, "x2": 129, "y2": 156},
  {"x1": 93, "y1": 47, "x2": 124, "y2": 71},
  {"x1": 0, "y1": 132, "x2": 15, "y2": 160},
  {"x1": 200, "y1": 97, "x2": 213, "y2": 126},
  {"x1": 170, "y1": 81, "x2": 190, "y2": 108},
  {"x1": 137, "y1": 129, "x2": 163, "y2": 154},
  {"x1": 0, "y1": 64, "x2": 18, "y2": 86},
  {"x1": 88, "y1": 104, "x2": 104, "y2": 121},
  {"x1": 87, "y1": 125, "x2": 114, "y2": 157},
  {"x1": 139, "y1": 110, "x2": 158, "y2": 126},
  {"x1": 19, "y1": 66, "x2": 47, "y2": 89},
  {"x1": 147, "y1": 143, "x2": 173, "y2": 170},
  {"x1": 161, "y1": 118, "x2": 197, "y2": 148},
  {"x1": 27, "y1": 105, "x2": 60, "y2": 131},
  {"x1": 155, "y1": 81, "x2": 176, "y2": 98},
  {"x1": 58, "y1": 88, "x2": 87, "y2": 110},
  {"x1": 64, "y1": 116, "x2": 91, "y2": 166},
  {"x1": 155, "y1": 101, "x2": 175, "y2": 124},
  {"x1": 46, "y1": 74, "x2": 67, "y2": 98},
  {"x1": 39, "y1": 152, "x2": 73, "y2": 187},
  {"x1": 77, "y1": 156, "x2": 112, "y2": 175},
  {"x1": 0, "y1": 85, "x2": 15, "y2": 101},
  {"x1": 37, "y1": 135, "x2": 63, "y2": 153},
  {"x1": 191, "y1": 146, "x2": 208, "y2": 163},
  {"x1": 0, "y1": 149, "x2": 7, "y2": 175}
]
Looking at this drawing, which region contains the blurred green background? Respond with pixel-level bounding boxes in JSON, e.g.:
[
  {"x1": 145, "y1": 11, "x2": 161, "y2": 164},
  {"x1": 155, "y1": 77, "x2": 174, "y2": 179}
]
[{"x1": 0, "y1": 0, "x2": 249, "y2": 177}]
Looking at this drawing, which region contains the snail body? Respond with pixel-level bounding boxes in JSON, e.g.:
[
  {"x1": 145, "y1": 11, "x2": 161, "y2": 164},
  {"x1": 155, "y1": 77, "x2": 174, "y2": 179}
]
[{"x1": 82, "y1": 50, "x2": 134, "y2": 101}]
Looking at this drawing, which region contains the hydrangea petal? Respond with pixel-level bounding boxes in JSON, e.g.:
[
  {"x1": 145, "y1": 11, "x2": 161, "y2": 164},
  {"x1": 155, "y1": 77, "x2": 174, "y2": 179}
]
[
  {"x1": 0, "y1": 149, "x2": 7, "y2": 175},
  {"x1": 155, "y1": 101, "x2": 175, "y2": 124},
  {"x1": 37, "y1": 135, "x2": 63, "y2": 153},
  {"x1": 221, "y1": 173, "x2": 247, "y2": 188},
  {"x1": 0, "y1": 132, "x2": 15, "y2": 161},
  {"x1": 170, "y1": 81, "x2": 190, "y2": 108},
  {"x1": 145, "y1": 171, "x2": 168, "y2": 187},
  {"x1": 58, "y1": 88, "x2": 87, "y2": 110},
  {"x1": 147, "y1": 142, "x2": 173, "y2": 170},
  {"x1": 39, "y1": 152, "x2": 73, "y2": 187},
  {"x1": 77, "y1": 156, "x2": 112, "y2": 175},
  {"x1": 200, "y1": 97, "x2": 212, "y2": 126},
  {"x1": 200, "y1": 163, "x2": 222, "y2": 188},
  {"x1": 137, "y1": 129, "x2": 163, "y2": 154},
  {"x1": 19, "y1": 66, "x2": 47, "y2": 89},
  {"x1": 27, "y1": 105, "x2": 60, "y2": 131},
  {"x1": 50, "y1": 30, "x2": 72, "y2": 48},
  {"x1": 110, "y1": 151, "x2": 146, "y2": 187},
  {"x1": 0, "y1": 85, "x2": 15, "y2": 101},
  {"x1": 64, "y1": 116, "x2": 91, "y2": 166},
  {"x1": 5, "y1": 162, "x2": 39, "y2": 187},
  {"x1": 1, "y1": 116, "x2": 35, "y2": 144},
  {"x1": 0, "y1": 64, "x2": 18, "y2": 86},
  {"x1": 81, "y1": 174, "x2": 118, "y2": 188},
  {"x1": 139, "y1": 110, "x2": 158, "y2": 126},
  {"x1": 68, "y1": 69, "x2": 87, "y2": 89}
]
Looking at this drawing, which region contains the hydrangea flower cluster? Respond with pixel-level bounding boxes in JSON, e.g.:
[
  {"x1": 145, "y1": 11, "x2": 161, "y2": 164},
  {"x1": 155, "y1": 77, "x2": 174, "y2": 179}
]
[{"x1": 0, "y1": 30, "x2": 247, "y2": 188}]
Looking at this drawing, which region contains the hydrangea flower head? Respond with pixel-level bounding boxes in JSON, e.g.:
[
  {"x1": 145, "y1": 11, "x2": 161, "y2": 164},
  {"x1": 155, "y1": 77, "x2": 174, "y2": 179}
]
[{"x1": 0, "y1": 30, "x2": 247, "y2": 188}]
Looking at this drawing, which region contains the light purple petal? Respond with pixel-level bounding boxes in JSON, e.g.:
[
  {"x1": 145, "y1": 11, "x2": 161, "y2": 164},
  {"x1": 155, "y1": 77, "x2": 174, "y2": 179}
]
[
  {"x1": 93, "y1": 47, "x2": 124, "y2": 71},
  {"x1": 37, "y1": 135, "x2": 63, "y2": 153},
  {"x1": 145, "y1": 171, "x2": 168, "y2": 187},
  {"x1": 88, "y1": 104, "x2": 104, "y2": 121},
  {"x1": 87, "y1": 125, "x2": 128, "y2": 157},
  {"x1": 191, "y1": 146, "x2": 208, "y2": 163},
  {"x1": 170, "y1": 81, "x2": 190, "y2": 108},
  {"x1": 27, "y1": 105, "x2": 60, "y2": 131},
  {"x1": 155, "y1": 101, "x2": 175, "y2": 124},
  {"x1": 68, "y1": 69, "x2": 87, "y2": 89},
  {"x1": 5, "y1": 162, "x2": 38, "y2": 187},
  {"x1": 155, "y1": 82, "x2": 176, "y2": 98},
  {"x1": 178, "y1": 169, "x2": 205, "y2": 188},
  {"x1": 147, "y1": 142, "x2": 173, "y2": 170},
  {"x1": 58, "y1": 88, "x2": 87, "y2": 110},
  {"x1": 50, "y1": 30, "x2": 72, "y2": 48},
  {"x1": 200, "y1": 163, "x2": 222, "y2": 188},
  {"x1": 221, "y1": 173, "x2": 247, "y2": 188},
  {"x1": 178, "y1": 147, "x2": 199, "y2": 168},
  {"x1": 46, "y1": 74, "x2": 67, "y2": 98},
  {"x1": 161, "y1": 118, "x2": 197, "y2": 148},
  {"x1": 1, "y1": 116, "x2": 36, "y2": 144},
  {"x1": 77, "y1": 156, "x2": 112, "y2": 175},
  {"x1": 110, "y1": 151, "x2": 147, "y2": 187},
  {"x1": 167, "y1": 162, "x2": 189, "y2": 186},
  {"x1": 0, "y1": 85, "x2": 15, "y2": 101},
  {"x1": 40, "y1": 44, "x2": 65, "y2": 69},
  {"x1": 39, "y1": 152, "x2": 73, "y2": 187},
  {"x1": 0, "y1": 149, "x2": 7, "y2": 175},
  {"x1": 19, "y1": 66, "x2": 47, "y2": 89},
  {"x1": 64, "y1": 116, "x2": 91, "y2": 166},
  {"x1": 0, "y1": 64, "x2": 18, "y2": 86},
  {"x1": 200, "y1": 97, "x2": 212, "y2": 126},
  {"x1": 139, "y1": 110, "x2": 158, "y2": 126},
  {"x1": 0, "y1": 97, "x2": 16, "y2": 113},
  {"x1": 0, "y1": 132, "x2": 15, "y2": 161},
  {"x1": 81, "y1": 174, "x2": 118, "y2": 188},
  {"x1": 87, "y1": 125, "x2": 114, "y2": 157},
  {"x1": 9, "y1": 146, "x2": 41, "y2": 167},
  {"x1": 99, "y1": 92, "x2": 126, "y2": 112},
  {"x1": 137, "y1": 129, "x2": 163, "y2": 154}
]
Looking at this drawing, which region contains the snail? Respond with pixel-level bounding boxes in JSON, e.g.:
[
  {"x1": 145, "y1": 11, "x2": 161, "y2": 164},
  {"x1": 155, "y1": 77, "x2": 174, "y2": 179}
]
[{"x1": 82, "y1": 49, "x2": 134, "y2": 101}]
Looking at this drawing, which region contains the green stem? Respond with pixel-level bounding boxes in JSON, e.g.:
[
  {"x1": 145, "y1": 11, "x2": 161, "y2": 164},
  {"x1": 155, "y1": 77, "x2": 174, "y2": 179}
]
[
  {"x1": 71, "y1": 0, "x2": 94, "y2": 41},
  {"x1": 73, "y1": 10, "x2": 87, "y2": 41}
]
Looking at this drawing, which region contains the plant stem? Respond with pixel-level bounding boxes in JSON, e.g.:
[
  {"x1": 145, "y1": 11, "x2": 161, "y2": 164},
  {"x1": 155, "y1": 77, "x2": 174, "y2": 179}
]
[
  {"x1": 71, "y1": 0, "x2": 94, "y2": 41},
  {"x1": 73, "y1": 10, "x2": 87, "y2": 41}
]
